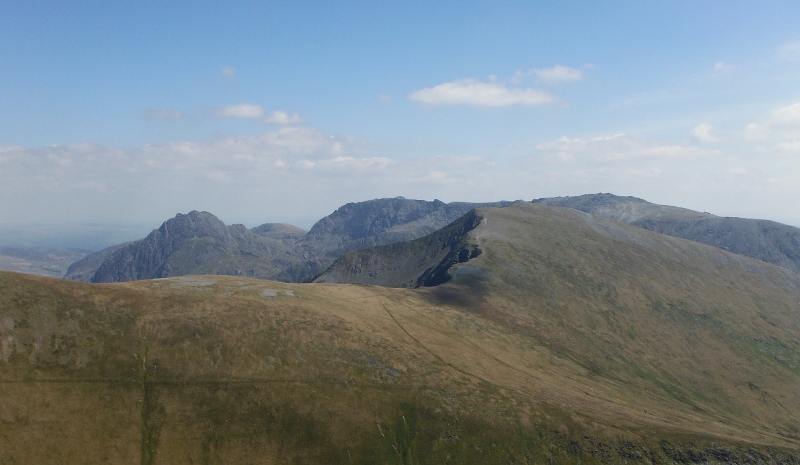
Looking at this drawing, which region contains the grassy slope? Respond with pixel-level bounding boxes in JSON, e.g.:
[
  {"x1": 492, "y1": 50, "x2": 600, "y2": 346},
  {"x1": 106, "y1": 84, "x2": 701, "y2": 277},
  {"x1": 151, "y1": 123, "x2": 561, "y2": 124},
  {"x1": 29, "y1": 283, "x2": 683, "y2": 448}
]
[
  {"x1": 454, "y1": 204, "x2": 800, "y2": 440},
  {"x1": 1, "y1": 202, "x2": 800, "y2": 463}
]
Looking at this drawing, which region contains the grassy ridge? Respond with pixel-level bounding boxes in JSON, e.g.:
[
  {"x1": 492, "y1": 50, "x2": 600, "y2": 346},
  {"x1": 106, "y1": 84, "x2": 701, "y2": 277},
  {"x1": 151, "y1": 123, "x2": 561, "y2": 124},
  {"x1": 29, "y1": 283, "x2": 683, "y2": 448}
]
[{"x1": 2, "y1": 202, "x2": 800, "y2": 463}]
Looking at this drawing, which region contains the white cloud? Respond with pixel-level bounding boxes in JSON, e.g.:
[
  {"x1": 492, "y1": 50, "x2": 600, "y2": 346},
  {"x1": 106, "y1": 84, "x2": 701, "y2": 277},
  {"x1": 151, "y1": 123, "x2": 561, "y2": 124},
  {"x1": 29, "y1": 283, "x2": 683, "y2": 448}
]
[
  {"x1": 742, "y1": 101, "x2": 800, "y2": 143},
  {"x1": 771, "y1": 102, "x2": 800, "y2": 126},
  {"x1": 264, "y1": 111, "x2": 304, "y2": 125},
  {"x1": 512, "y1": 65, "x2": 584, "y2": 84},
  {"x1": 532, "y1": 65, "x2": 583, "y2": 83},
  {"x1": 0, "y1": 127, "x2": 389, "y2": 223},
  {"x1": 743, "y1": 123, "x2": 769, "y2": 141},
  {"x1": 690, "y1": 124, "x2": 719, "y2": 142},
  {"x1": 217, "y1": 103, "x2": 265, "y2": 119},
  {"x1": 714, "y1": 61, "x2": 726, "y2": 70},
  {"x1": 776, "y1": 141, "x2": 800, "y2": 154},
  {"x1": 216, "y1": 105, "x2": 304, "y2": 125},
  {"x1": 409, "y1": 79, "x2": 556, "y2": 107},
  {"x1": 221, "y1": 66, "x2": 237, "y2": 80},
  {"x1": 535, "y1": 133, "x2": 719, "y2": 163},
  {"x1": 3, "y1": 127, "x2": 800, "y2": 230},
  {"x1": 145, "y1": 108, "x2": 183, "y2": 120}
]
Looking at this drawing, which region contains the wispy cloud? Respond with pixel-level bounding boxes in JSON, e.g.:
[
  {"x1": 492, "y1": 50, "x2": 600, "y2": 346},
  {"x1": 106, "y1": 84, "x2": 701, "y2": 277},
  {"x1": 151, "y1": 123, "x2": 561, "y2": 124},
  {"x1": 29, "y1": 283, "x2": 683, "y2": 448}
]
[
  {"x1": 409, "y1": 79, "x2": 556, "y2": 107},
  {"x1": 0, "y1": 128, "x2": 384, "y2": 223},
  {"x1": 742, "y1": 101, "x2": 800, "y2": 143},
  {"x1": 221, "y1": 66, "x2": 237, "y2": 80},
  {"x1": 264, "y1": 111, "x2": 304, "y2": 125},
  {"x1": 532, "y1": 65, "x2": 583, "y2": 83},
  {"x1": 216, "y1": 104, "x2": 304, "y2": 125},
  {"x1": 2, "y1": 128, "x2": 800, "y2": 228},
  {"x1": 535, "y1": 133, "x2": 720, "y2": 163},
  {"x1": 690, "y1": 124, "x2": 719, "y2": 142},
  {"x1": 512, "y1": 65, "x2": 584, "y2": 84},
  {"x1": 217, "y1": 103, "x2": 265, "y2": 119}
]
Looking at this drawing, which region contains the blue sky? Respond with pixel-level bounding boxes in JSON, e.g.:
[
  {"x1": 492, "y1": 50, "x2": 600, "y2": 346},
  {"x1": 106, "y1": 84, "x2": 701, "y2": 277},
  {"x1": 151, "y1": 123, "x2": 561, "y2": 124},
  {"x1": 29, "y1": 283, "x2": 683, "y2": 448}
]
[{"x1": 2, "y1": 1, "x2": 800, "y2": 229}]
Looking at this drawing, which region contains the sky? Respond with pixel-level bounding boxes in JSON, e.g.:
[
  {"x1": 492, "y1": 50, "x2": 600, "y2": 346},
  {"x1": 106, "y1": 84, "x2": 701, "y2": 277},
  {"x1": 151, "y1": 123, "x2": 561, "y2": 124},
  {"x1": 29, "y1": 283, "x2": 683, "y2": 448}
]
[{"x1": 2, "y1": 1, "x2": 800, "y2": 232}]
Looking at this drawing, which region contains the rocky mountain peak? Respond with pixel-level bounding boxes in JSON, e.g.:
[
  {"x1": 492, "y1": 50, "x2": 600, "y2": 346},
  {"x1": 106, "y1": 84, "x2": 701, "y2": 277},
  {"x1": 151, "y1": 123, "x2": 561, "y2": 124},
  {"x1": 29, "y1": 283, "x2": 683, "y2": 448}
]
[{"x1": 156, "y1": 211, "x2": 230, "y2": 243}]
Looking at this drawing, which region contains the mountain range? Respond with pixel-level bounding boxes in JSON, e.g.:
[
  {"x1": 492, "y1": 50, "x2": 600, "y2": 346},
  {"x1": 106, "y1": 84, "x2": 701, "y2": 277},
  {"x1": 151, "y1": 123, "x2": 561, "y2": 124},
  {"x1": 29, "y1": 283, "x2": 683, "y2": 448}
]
[
  {"x1": 64, "y1": 194, "x2": 800, "y2": 288},
  {"x1": 533, "y1": 193, "x2": 800, "y2": 273},
  {"x1": 64, "y1": 198, "x2": 511, "y2": 283},
  {"x1": 2, "y1": 199, "x2": 800, "y2": 463}
]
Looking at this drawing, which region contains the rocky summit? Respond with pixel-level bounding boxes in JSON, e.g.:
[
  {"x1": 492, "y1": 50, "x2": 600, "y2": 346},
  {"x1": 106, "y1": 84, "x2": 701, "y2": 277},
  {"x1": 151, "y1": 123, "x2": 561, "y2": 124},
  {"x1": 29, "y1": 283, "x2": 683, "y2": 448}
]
[{"x1": 65, "y1": 198, "x2": 511, "y2": 284}]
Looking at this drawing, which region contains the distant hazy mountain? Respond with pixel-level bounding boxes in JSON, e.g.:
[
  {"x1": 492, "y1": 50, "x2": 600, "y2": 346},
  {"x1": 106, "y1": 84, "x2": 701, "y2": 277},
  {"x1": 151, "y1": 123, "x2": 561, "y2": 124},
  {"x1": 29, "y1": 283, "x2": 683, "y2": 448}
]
[
  {"x1": 534, "y1": 193, "x2": 800, "y2": 273},
  {"x1": 62, "y1": 242, "x2": 132, "y2": 281},
  {"x1": 66, "y1": 198, "x2": 511, "y2": 283}
]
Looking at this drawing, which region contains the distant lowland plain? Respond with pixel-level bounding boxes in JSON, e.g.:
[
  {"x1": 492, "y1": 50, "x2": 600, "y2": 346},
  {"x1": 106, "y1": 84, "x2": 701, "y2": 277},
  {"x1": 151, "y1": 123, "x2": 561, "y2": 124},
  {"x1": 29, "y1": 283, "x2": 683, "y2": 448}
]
[{"x1": 2, "y1": 194, "x2": 800, "y2": 464}]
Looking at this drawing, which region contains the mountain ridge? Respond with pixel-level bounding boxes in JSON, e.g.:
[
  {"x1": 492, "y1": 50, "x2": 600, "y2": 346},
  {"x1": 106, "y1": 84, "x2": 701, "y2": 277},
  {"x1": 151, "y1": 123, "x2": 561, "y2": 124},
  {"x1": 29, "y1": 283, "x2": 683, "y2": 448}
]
[
  {"x1": 3, "y1": 201, "x2": 800, "y2": 462},
  {"x1": 533, "y1": 193, "x2": 800, "y2": 272},
  {"x1": 62, "y1": 194, "x2": 800, "y2": 286},
  {"x1": 66, "y1": 198, "x2": 512, "y2": 283}
]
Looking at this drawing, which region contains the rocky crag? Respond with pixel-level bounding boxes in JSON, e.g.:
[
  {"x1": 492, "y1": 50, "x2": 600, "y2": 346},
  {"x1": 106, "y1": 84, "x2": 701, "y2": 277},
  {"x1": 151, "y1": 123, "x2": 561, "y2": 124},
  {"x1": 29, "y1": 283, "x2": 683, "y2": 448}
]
[
  {"x1": 66, "y1": 197, "x2": 511, "y2": 283},
  {"x1": 66, "y1": 194, "x2": 800, "y2": 284}
]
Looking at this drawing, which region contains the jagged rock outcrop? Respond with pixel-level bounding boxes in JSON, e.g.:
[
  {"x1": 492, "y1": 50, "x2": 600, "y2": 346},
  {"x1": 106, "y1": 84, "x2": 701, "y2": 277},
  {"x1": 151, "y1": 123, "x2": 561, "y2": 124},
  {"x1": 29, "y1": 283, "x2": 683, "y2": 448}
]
[
  {"x1": 90, "y1": 211, "x2": 292, "y2": 283},
  {"x1": 279, "y1": 197, "x2": 511, "y2": 282},
  {"x1": 534, "y1": 193, "x2": 800, "y2": 273},
  {"x1": 67, "y1": 198, "x2": 512, "y2": 283},
  {"x1": 314, "y1": 209, "x2": 484, "y2": 287}
]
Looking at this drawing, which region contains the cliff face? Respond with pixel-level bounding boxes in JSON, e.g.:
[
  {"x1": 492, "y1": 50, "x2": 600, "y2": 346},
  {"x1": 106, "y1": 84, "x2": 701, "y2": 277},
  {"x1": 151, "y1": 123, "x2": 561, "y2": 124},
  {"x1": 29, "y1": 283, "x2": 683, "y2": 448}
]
[
  {"x1": 314, "y1": 209, "x2": 484, "y2": 288},
  {"x1": 281, "y1": 198, "x2": 510, "y2": 282}
]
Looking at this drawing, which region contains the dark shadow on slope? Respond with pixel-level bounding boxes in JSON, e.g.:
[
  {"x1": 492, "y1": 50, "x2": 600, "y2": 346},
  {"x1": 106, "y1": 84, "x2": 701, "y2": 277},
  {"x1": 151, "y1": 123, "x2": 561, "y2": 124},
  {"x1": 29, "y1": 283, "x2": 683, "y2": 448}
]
[{"x1": 418, "y1": 271, "x2": 492, "y2": 315}]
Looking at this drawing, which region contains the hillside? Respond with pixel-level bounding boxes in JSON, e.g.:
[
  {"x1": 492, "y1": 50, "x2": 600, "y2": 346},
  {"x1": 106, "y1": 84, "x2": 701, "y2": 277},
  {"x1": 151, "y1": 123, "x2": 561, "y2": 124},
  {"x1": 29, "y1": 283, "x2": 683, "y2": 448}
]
[
  {"x1": 0, "y1": 246, "x2": 90, "y2": 278},
  {"x1": 3, "y1": 202, "x2": 800, "y2": 463},
  {"x1": 534, "y1": 193, "x2": 800, "y2": 273},
  {"x1": 65, "y1": 198, "x2": 511, "y2": 284}
]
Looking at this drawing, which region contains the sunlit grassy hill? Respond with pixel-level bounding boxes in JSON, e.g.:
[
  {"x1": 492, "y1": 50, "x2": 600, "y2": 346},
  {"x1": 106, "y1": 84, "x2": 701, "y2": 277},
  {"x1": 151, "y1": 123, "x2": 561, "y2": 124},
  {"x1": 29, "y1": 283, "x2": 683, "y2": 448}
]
[{"x1": 2, "y1": 202, "x2": 800, "y2": 464}]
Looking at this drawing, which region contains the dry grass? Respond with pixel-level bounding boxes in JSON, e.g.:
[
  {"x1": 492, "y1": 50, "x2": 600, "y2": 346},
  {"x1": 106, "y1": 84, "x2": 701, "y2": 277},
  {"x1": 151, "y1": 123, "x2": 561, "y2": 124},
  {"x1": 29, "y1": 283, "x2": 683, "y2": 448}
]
[{"x1": 1, "y1": 202, "x2": 800, "y2": 463}]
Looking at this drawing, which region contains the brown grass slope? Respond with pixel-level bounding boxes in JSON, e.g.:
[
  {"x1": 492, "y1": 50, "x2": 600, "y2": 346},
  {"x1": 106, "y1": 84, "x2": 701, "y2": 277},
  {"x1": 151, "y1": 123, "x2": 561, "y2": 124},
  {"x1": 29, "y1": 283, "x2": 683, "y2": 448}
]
[
  {"x1": 1, "y1": 202, "x2": 800, "y2": 463},
  {"x1": 319, "y1": 202, "x2": 800, "y2": 444}
]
